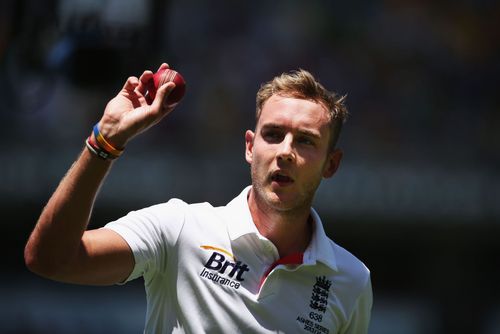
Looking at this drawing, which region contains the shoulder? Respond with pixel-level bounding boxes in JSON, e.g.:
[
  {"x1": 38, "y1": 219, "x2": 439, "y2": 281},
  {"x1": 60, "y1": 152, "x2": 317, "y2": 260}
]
[
  {"x1": 128, "y1": 198, "x2": 190, "y2": 219},
  {"x1": 329, "y1": 239, "x2": 371, "y2": 291},
  {"x1": 323, "y1": 239, "x2": 372, "y2": 327},
  {"x1": 113, "y1": 198, "x2": 231, "y2": 231},
  {"x1": 149, "y1": 199, "x2": 230, "y2": 233},
  {"x1": 130, "y1": 198, "x2": 215, "y2": 222}
]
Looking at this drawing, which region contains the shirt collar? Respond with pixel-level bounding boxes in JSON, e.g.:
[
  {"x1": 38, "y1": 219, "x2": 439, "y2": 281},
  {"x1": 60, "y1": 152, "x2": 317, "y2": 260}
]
[
  {"x1": 224, "y1": 186, "x2": 338, "y2": 271},
  {"x1": 225, "y1": 186, "x2": 259, "y2": 241},
  {"x1": 305, "y1": 208, "x2": 338, "y2": 271}
]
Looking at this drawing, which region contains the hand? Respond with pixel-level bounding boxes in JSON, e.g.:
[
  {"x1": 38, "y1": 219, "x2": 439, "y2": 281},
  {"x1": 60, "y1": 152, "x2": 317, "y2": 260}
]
[{"x1": 97, "y1": 63, "x2": 178, "y2": 148}]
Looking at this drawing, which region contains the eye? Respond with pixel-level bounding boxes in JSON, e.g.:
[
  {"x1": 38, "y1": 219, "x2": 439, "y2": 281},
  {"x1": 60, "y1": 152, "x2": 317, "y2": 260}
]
[
  {"x1": 298, "y1": 136, "x2": 315, "y2": 146},
  {"x1": 262, "y1": 129, "x2": 283, "y2": 143}
]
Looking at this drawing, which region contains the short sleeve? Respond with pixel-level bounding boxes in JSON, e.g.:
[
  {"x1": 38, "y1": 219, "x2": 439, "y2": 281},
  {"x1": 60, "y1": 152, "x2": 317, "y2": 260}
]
[{"x1": 104, "y1": 198, "x2": 187, "y2": 283}]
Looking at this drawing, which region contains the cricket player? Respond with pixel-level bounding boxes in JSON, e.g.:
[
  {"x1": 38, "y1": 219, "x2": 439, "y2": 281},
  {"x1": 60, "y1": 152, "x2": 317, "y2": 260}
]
[{"x1": 25, "y1": 63, "x2": 372, "y2": 333}]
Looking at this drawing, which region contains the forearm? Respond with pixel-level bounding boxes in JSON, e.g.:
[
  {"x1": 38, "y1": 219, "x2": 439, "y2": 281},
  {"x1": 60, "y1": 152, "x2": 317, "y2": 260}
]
[
  {"x1": 25, "y1": 64, "x2": 176, "y2": 282},
  {"x1": 24, "y1": 146, "x2": 113, "y2": 277}
]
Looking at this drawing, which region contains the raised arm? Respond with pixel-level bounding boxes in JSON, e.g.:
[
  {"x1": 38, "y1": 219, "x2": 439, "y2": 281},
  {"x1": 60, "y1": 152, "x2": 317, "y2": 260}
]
[{"x1": 24, "y1": 64, "x2": 177, "y2": 285}]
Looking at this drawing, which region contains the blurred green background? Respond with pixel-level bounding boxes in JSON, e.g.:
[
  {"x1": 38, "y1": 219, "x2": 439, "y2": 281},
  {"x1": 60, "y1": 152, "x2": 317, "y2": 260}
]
[{"x1": 1, "y1": 0, "x2": 499, "y2": 333}]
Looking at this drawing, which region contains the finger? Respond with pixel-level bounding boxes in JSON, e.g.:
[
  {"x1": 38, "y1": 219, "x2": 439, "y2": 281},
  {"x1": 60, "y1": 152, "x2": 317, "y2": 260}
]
[
  {"x1": 122, "y1": 76, "x2": 140, "y2": 92},
  {"x1": 157, "y1": 63, "x2": 169, "y2": 72},
  {"x1": 137, "y1": 70, "x2": 154, "y2": 96},
  {"x1": 152, "y1": 82, "x2": 176, "y2": 114}
]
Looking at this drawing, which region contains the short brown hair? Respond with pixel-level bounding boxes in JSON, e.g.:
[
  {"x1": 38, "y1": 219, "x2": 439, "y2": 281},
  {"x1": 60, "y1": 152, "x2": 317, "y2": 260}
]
[{"x1": 256, "y1": 69, "x2": 348, "y2": 150}]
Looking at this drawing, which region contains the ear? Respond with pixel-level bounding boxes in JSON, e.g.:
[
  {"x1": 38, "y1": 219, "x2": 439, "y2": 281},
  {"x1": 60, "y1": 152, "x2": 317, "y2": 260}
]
[
  {"x1": 245, "y1": 130, "x2": 255, "y2": 164},
  {"x1": 323, "y1": 148, "x2": 343, "y2": 178}
]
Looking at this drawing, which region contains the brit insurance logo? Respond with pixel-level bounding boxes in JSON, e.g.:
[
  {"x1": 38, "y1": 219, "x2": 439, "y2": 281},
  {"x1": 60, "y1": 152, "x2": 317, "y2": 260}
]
[{"x1": 198, "y1": 245, "x2": 250, "y2": 290}]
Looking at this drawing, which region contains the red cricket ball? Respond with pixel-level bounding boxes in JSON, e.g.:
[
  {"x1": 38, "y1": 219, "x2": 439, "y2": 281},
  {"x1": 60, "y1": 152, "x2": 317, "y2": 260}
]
[{"x1": 147, "y1": 68, "x2": 186, "y2": 105}]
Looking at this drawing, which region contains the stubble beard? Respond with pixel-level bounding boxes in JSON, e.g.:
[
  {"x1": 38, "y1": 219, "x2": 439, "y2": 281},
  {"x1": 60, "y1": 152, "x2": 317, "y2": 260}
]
[{"x1": 250, "y1": 164, "x2": 318, "y2": 215}]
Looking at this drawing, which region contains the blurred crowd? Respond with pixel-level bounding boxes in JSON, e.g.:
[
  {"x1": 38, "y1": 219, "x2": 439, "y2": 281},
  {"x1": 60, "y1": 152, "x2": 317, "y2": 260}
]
[
  {"x1": 1, "y1": 0, "x2": 498, "y2": 161},
  {"x1": 1, "y1": 0, "x2": 499, "y2": 223}
]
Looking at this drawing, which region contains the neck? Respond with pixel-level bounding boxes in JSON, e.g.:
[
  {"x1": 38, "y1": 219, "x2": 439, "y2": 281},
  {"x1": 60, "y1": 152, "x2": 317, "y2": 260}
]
[{"x1": 248, "y1": 188, "x2": 313, "y2": 258}]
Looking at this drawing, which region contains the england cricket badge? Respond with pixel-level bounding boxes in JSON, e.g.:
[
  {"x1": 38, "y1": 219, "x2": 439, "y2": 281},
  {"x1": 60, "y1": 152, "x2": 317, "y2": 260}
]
[{"x1": 309, "y1": 276, "x2": 332, "y2": 313}]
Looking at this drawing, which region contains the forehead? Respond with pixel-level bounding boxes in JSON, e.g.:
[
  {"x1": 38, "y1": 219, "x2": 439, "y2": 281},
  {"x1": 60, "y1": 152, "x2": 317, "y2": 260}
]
[{"x1": 257, "y1": 95, "x2": 331, "y2": 133}]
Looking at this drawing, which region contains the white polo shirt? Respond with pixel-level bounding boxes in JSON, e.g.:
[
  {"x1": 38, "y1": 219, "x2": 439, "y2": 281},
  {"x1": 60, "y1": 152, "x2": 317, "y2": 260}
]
[{"x1": 105, "y1": 186, "x2": 372, "y2": 334}]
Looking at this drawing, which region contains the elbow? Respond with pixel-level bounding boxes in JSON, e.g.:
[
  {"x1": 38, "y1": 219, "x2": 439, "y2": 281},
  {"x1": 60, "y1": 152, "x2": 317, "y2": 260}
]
[
  {"x1": 24, "y1": 241, "x2": 45, "y2": 276},
  {"x1": 24, "y1": 240, "x2": 60, "y2": 279}
]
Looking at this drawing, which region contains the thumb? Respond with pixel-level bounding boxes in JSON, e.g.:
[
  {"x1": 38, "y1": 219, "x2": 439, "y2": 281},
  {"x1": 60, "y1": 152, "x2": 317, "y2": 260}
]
[{"x1": 153, "y1": 82, "x2": 176, "y2": 110}]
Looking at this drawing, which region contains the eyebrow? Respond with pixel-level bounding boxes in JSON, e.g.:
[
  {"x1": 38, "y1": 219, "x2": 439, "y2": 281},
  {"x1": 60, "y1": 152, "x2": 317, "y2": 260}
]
[{"x1": 261, "y1": 123, "x2": 321, "y2": 139}]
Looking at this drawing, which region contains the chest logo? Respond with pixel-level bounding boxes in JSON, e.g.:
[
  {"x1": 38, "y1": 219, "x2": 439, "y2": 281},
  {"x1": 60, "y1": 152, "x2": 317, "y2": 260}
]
[
  {"x1": 199, "y1": 245, "x2": 250, "y2": 290},
  {"x1": 309, "y1": 276, "x2": 332, "y2": 313},
  {"x1": 296, "y1": 276, "x2": 333, "y2": 333}
]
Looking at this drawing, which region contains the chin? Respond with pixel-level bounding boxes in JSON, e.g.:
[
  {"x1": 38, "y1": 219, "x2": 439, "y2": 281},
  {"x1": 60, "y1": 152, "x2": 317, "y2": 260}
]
[{"x1": 263, "y1": 188, "x2": 306, "y2": 212}]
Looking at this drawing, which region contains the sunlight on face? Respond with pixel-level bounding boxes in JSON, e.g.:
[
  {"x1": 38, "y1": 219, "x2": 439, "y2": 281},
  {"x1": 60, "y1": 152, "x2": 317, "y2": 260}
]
[{"x1": 246, "y1": 95, "x2": 341, "y2": 213}]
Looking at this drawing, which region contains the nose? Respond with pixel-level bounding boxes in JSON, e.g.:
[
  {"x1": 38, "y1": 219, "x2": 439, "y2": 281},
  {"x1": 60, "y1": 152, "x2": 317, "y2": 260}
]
[{"x1": 276, "y1": 134, "x2": 295, "y2": 162}]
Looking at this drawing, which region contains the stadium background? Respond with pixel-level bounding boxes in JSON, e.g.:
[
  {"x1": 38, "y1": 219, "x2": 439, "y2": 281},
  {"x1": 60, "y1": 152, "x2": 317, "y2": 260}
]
[{"x1": 0, "y1": 0, "x2": 499, "y2": 333}]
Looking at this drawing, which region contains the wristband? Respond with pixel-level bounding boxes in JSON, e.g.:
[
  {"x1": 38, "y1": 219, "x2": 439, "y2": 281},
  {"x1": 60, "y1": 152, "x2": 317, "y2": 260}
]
[
  {"x1": 92, "y1": 123, "x2": 124, "y2": 157},
  {"x1": 85, "y1": 136, "x2": 119, "y2": 160}
]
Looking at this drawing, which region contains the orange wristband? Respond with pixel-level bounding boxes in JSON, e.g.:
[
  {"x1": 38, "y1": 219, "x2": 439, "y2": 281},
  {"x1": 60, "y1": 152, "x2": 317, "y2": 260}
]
[{"x1": 92, "y1": 123, "x2": 124, "y2": 157}]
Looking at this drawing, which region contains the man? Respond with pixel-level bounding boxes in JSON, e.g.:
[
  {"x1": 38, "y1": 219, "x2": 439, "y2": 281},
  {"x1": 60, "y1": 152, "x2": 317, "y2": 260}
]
[{"x1": 25, "y1": 64, "x2": 372, "y2": 333}]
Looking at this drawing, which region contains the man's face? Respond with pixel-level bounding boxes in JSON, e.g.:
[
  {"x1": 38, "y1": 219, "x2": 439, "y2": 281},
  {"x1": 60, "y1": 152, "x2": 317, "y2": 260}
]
[{"x1": 245, "y1": 94, "x2": 342, "y2": 212}]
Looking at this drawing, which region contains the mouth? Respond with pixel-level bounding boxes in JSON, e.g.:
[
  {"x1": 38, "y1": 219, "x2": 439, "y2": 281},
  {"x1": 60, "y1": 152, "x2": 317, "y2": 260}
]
[{"x1": 270, "y1": 171, "x2": 294, "y2": 186}]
